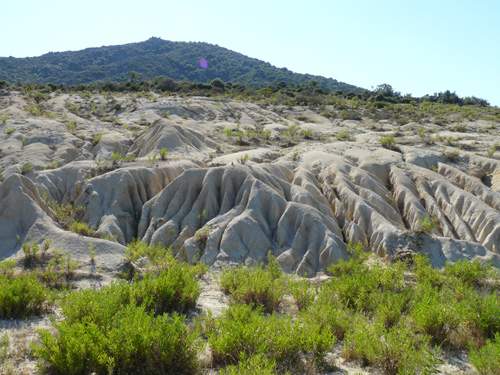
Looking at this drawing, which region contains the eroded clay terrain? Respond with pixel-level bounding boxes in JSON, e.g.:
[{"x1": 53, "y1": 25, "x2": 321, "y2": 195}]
[{"x1": 0, "y1": 90, "x2": 498, "y2": 277}]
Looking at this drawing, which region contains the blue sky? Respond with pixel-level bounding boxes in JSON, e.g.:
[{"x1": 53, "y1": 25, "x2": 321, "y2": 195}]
[{"x1": 2, "y1": 0, "x2": 499, "y2": 104}]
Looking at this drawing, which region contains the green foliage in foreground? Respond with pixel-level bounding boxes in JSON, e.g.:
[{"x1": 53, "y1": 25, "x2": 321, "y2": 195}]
[
  {"x1": 25, "y1": 240, "x2": 500, "y2": 375},
  {"x1": 206, "y1": 304, "x2": 333, "y2": 372},
  {"x1": 470, "y1": 333, "x2": 500, "y2": 375},
  {"x1": 0, "y1": 271, "x2": 51, "y2": 319},
  {"x1": 34, "y1": 252, "x2": 203, "y2": 375},
  {"x1": 220, "y1": 254, "x2": 285, "y2": 312},
  {"x1": 35, "y1": 305, "x2": 197, "y2": 375},
  {"x1": 220, "y1": 249, "x2": 499, "y2": 374}
]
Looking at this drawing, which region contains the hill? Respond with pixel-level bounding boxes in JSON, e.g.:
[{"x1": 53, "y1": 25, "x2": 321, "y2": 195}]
[{"x1": 0, "y1": 37, "x2": 363, "y2": 92}]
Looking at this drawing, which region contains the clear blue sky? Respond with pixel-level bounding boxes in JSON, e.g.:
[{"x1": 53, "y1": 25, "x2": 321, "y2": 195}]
[{"x1": 2, "y1": 0, "x2": 500, "y2": 104}]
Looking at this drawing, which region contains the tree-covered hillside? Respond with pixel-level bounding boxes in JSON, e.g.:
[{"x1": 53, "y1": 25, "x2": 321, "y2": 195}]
[{"x1": 0, "y1": 37, "x2": 363, "y2": 93}]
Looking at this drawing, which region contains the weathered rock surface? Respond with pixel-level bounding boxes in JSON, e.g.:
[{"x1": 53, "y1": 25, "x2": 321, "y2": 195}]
[{"x1": 0, "y1": 90, "x2": 498, "y2": 275}]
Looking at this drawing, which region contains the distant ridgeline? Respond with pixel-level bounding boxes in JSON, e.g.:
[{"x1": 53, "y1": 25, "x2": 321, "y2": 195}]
[{"x1": 0, "y1": 37, "x2": 362, "y2": 94}]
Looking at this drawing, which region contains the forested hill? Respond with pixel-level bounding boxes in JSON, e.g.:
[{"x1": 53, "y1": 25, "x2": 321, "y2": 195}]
[{"x1": 0, "y1": 37, "x2": 363, "y2": 92}]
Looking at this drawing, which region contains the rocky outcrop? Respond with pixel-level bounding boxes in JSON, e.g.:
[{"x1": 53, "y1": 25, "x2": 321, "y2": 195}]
[{"x1": 75, "y1": 161, "x2": 199, "y2": 244}]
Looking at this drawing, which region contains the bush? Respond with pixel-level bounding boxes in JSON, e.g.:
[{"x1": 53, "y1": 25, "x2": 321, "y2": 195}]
[
  {"x1": 130, "y1": 264, "x2": 201, "y2": 315},
  {"x1": 220, "y1": 259, "x2": 285, "y2": 313},
  {"x1": 219, "y1": 354, "x2": 278, "y2": 375},
  {"x1": 207, "y1": 304, "x2": 333, "y2": 370},
  {"x1": 343, "y1": 317, "x2": 438, "y2": 374},
  {"x1": 289, "y1": 279, "x2": 316, "y2": 311},
  {"x1": 159, "y1": 147, "x2": 169, "y2": 160},
  {"x1": 379, "y1": 135, "x2": 396, "y2": 149},
  {"x1": 0, "y1": 273, "x2": 50, "y2": 318},
  {"x1": 418, "y1": 215, "x2": 438, "y2": 234},
  {"x1": 63, "y1": 261, "x2": 201, "y2": 321},
  {"x1": 68, "y1": 221, "x2": 95, "y2": 237},
  {"x1": 35, "y1": 257, "x2": 202, "y2": 374},
  {"x1": 335, "y1": 129, "x2": 352, "y2": 141},
  {"x1": 470, "y1": 334, "x2": 500, "y2": 375},
  {"x1": 35, "y1": 305, "x2": 198, "y2": 375}
]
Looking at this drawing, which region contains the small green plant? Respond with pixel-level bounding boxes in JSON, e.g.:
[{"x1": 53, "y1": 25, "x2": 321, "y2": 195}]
[
  {"x1": 69, "y1": 221, "x2": 96, "y2": 237},
  {"x1": 379, "y1": 134, "x2": 396, "y2": 149},
  {"x1": 92, "y1": 132, "x2": 103, "y2": 146},
  {"x1": 486, "y1": 143, "x2": 499, "y2": 158},
  {"x1": 65, "y1": 120, "x2": 77, "y2": 133},
  {"x1": 22, "y1": 242, "x2": 40, "y2": 268},
  {"x1": 301, "y1": 128, "x2": 314, "y2": 139},
  {"x1": 335, "y1": 129, "x2": 352, "y2": 141},
  {"x1": 159, "y1": 147, "x2": 169, "y2": 160},
  {"x1": 418, "y1": 215, "x2": 437, "y2": 234},
  {"x1": 470, "y1": 333, "x2": 500, "y2": 375},
  {"x1": 283, "y1": 124, "x2": 300, "y2": 141},
  {"x1": 21, "y1": 162, "x2": 33, "y2": 175},
  {"x1": 0, "y1": 113, "x2": 9, "y2": 125},
  {"x1": 4, "y1": 127, "x2": 15, "y2": 136},
  {"x1": 289, "y1": 279, "x2": 315, "y2": 311},
  {"x1": 219, "y1": 354, "x2": 278, "y2": 375}
]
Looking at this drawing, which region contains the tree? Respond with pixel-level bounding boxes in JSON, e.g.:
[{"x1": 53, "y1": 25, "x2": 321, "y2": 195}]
[{"x1": 210, "y1": 78, "x2": 225, "y2": 90}]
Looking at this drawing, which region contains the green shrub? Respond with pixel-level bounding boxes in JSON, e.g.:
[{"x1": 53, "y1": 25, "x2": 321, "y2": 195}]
[
  {"x1": 35, "y1": 305, "x2": 197, "y2": 375},
  {"x1": 130, "y1": 264, "x2": 201, "y2": 315},
  {"x1": 21, "y1": 162, "x2": 33, "y2": 175},
  {"x1": 379, "y1": 134, "x2": 396, "y2": 149},
  {"x1": 207, "y1": 304, "x2": 333, "y2": 370},
  {"x1": 418, "y1": 215, "x2": 438, "y2": 234},
  {"x1": 219, "y1": 354, "x2": 278, "y2": 375},
  {"x1": 4, "y1": 127, "x2": 15, "y2": 136},
  {"x1": 159, "y1": 147, "x2": 169, "y2": 160},
  {"x1": 92, "y1": 132, "x2": 103, "y2": 146},
  {"x1": 470, "y1": 334, "x2": 500, "y2": 375},
  {"x1": 335, "y1": 129, "x2": 352, "y2": 141},
  {"x1": 443, "y1": 260, "x2": 492, "y2": 287},
  {"x1": 68, "y1": 221, "x2": 95, "y2": 237},
  {"x1": 220, "y1": 258, "x2": 285, "y2": 313},
  {"x1": 0, "y1": 273, "x2": 50, "y2": 318},
  {"x1": 63, "y1": 260, "x2": 201, "y2": 322},
  {"x1": 289, "y1": 279, "x2": 315, "y2": 311},
  {"x1": 343, "y1": 317, "x2": 438, "y2": 374}
]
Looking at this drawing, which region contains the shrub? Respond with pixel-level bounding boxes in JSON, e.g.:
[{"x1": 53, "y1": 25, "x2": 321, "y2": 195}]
[
  {"x1": 207, "y1": 304, "x2": 333, "y2": 370},
  {"x1": 379, "y1": 134, "x2": 396, "y2": 149},
  {"x1": 289, "y1": 279, "x2": 316, "y2": 311},
  {"x1": 443, "y1": 260, "x2": 491, "y2": 287},
  {"x1": 0, "y1": 273, "x2": 50, "y2": 318},
  {"x1": 35, "y1": 305, "x2": 197, "y2": 375},
  {"x1": 22, "y1": 242, "x2": 41, "y2": 268},
  {"x1": 130, "y1": 264, "x2": 201, "y2": 315},
  {"x1": 343, "y1": 317, "x2": 438, "y2": 374},
  {"x1": 21, "y1": 162, "x2": 33, "y2": 175},
  {"x1": 4, "y1": 127, "x2": 15, "y2": 136},
  {"x1": 63, "y1": 260, "x2": 201, "y2": 321},
  {"x1": 159, "y1": 147, "x2": 169, "y2": 160},
  {"x1": 219, "y1": 354, "x2": 278, "y2": 375},
  {"x1": 470, "y1": 334, "x2": 500, "y2": 375},
  {"x1": 92, "y1": 132, "x2": 103, "y2": 146},
  {"x1": 35, "y1": 257, "x2": 202, "y2": 374},
  {"x1": 335, "y1": 129, "x2": 352, "y2": 141},
  {"x1": 65, "y1": 120, "x2": 77, "y2": 133},
  {"x1": 68, "y1": 221, "x2": 95, "y2": 237},
  {"x1": 418, "y1": 215, "x2": 438, "y2": 234},
  {"x1": 220, "y1": 257, "x2": 285, "y2": 313}
]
